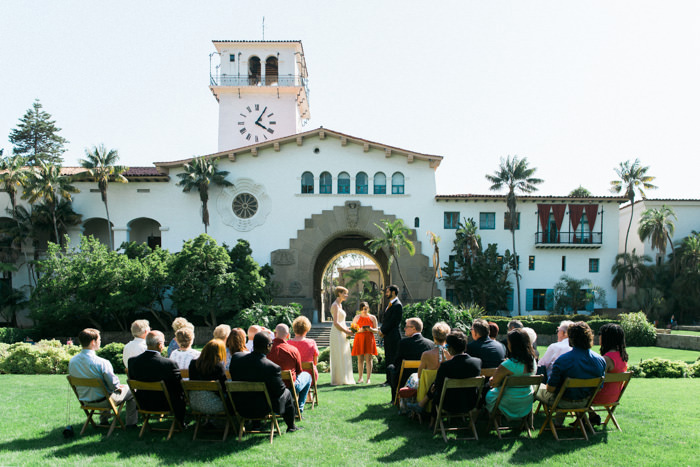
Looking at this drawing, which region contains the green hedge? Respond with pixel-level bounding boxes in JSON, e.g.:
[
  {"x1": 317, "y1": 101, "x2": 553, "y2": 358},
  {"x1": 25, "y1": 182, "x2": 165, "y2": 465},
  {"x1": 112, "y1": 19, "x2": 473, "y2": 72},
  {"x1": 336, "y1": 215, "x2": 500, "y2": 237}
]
[
  {"x1": 97, "y1": 342, "x2": 126, "y2": 374},
  {"x1": 620, "y1": 312, "x2": 657, "y2": 346},
  {"x1": 0, "y1": 328, "x2": 37, "y2": 344},
  {"x1": 630, "y1": 357, "x2": 700, "y2": 378},
  {"x1": 0, "y1": 340, "x2": 80, "y2": 374},
  {"x1": 483, "y1": 316, "x2": 619, "y2": 336},
  {"x1": 230, "y1": 303, "x2": 303, "y2": 331},
  {"x1": 318, "y1": 342, "x2": 387, "y2": 374}
]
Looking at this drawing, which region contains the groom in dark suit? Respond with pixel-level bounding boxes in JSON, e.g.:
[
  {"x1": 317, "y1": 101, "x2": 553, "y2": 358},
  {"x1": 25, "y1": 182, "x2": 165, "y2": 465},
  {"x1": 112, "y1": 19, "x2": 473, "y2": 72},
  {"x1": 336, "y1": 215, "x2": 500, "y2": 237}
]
[
  {"x1": 380, "y1": 284, "x2": 403, "y2": 386},
  {"x1": 228, "y1": 332, "x2": 302, "y2": 432},
  {"x1": 128, "y1": 330, "x2": 186, "y2": 425}
]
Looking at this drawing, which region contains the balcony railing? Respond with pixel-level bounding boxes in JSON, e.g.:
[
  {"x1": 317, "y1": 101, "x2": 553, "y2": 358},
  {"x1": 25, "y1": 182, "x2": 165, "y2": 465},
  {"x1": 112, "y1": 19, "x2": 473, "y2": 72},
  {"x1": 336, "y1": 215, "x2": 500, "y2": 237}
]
[
  {"x1": 210, "y1": 73, "x2": 308, "y2": 88},
  {"x1": 534, "y1": 231, "x2": 602, "y2": 246}
]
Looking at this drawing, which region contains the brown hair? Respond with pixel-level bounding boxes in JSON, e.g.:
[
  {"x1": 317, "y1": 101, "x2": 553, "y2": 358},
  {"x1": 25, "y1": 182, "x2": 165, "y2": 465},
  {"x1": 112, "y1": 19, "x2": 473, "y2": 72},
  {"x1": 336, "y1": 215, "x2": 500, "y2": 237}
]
[
  {"x1": 78, "y1": 328, "x2": 100, "y2": 348},
  {"x1": 471, "y1": 318, "x2": 489, "y2": 338},
  {"x1": 226, "y1": 328, "x2": 247, "y2": 353},
  {"x1": 292, "y1": 316, "x2": 312, "y2": 336},
  {"x1": 506, "y1": 328, "x2": 536, "y2": 373},
  {"x1": 488, "y1": 322, "x2": 499, "y2": 339},
  {"x1": 195, "y1": 339, "x2": 227, "y2": 376},
  {"x1": 175, "y1": 327, "x2": 194, "y2": 349},
  {"x1": 431, "y1": 322, "x2": 450, "y2": 344},
  {"x1": 335, "y1": 286, "x2": 348, "y2": 297},
  {"x1": 568, "y1": 321, "x2": 595, "y2": 349}
]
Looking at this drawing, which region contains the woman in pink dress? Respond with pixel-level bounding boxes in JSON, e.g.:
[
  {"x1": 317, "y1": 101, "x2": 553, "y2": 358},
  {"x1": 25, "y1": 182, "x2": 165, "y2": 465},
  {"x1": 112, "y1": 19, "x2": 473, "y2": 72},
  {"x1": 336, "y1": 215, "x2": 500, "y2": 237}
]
[
  {"x1": 288, "y1": 315, "x2": 319, "y2": 384},
  {"x1": 590, "y1": 323, "x2": 629, "y2": 425},
  {"x1": 350, "y1": 301, "x2": 378, "y2": 384}
]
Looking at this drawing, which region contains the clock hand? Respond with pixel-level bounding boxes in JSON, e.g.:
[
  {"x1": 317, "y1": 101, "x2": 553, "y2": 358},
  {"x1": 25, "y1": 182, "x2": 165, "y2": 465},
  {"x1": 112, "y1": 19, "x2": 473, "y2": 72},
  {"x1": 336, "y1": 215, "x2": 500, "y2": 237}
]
[
  {"x1": 255, "y1": 120, "x2": 268, "y2": 130},
  {"x1": 255, "y1": 106, "x2": 268, "y2": 124}
]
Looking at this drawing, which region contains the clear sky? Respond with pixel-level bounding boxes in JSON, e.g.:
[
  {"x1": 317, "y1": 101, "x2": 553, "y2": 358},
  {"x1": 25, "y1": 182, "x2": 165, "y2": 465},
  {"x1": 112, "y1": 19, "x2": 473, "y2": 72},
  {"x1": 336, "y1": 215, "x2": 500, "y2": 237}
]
[{"x1": 1, "y1": 1, "x2": 698, "y2": 199}]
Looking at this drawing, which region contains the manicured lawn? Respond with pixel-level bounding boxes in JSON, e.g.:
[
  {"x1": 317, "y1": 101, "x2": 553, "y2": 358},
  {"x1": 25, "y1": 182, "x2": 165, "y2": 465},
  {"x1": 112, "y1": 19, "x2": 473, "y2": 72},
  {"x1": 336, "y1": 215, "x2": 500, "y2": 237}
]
[
  {"x1": 537, "y1": 346, "x2": 699, "y2": 364},
  {"x1": 1, "y1": 363, "x2": 698, "y2": 465},
  {"x1": 670, "y1": 330, "x2": 700, "y2": 337}
]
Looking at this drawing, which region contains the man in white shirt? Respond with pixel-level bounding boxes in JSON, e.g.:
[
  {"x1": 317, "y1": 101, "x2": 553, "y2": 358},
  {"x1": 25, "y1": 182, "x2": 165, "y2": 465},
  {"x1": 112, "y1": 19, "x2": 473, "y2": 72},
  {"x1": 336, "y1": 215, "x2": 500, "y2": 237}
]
[
  {"x1": 538, "y1": 320, "x2": 574, "y2": 378},
  {"x1": 123, "y1": 319, "x2": 150, "y2": 370}
]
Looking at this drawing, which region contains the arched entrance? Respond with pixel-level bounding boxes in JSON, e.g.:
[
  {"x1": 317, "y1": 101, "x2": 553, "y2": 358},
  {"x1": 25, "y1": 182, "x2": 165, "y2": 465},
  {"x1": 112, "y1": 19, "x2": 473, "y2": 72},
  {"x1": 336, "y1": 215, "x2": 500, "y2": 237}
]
[{"x1": 269, "y1": 201, "x2": 436, "y2": 322}]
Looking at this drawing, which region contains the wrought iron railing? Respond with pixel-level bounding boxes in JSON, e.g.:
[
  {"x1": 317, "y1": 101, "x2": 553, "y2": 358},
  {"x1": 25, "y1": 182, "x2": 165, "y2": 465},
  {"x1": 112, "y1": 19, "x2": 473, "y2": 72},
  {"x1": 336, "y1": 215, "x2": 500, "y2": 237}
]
[
  {"x1": 210, "y1": 73, "x2": 308, "y2": 88},
  {"x1": 534, "y1": 231, "x2": 602, "y2": 245}
]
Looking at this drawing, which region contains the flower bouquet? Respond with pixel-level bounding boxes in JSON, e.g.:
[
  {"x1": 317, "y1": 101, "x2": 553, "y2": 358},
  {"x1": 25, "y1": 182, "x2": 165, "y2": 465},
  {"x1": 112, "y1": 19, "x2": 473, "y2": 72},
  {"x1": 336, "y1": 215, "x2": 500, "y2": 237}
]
[{"x1": 350, "y1": 322, "x2": 361, "y2": 333}]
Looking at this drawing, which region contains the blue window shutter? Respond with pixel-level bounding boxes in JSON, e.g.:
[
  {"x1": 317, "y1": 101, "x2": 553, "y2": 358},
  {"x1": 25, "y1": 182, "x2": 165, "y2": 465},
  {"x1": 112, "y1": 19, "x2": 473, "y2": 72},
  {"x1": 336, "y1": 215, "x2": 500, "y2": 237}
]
[
  {"x1": 506, "y1": 290, "x2": 513, "y2": 311},
  {"x1": 526, "y1": 289, "x2": 533, "y2": 311},
  {"x1": 585, "y1": 291, "x2": 595, "y2": 312},
  {"x1": 545, "y1": 290, "x2": 554, "y2": 312}
]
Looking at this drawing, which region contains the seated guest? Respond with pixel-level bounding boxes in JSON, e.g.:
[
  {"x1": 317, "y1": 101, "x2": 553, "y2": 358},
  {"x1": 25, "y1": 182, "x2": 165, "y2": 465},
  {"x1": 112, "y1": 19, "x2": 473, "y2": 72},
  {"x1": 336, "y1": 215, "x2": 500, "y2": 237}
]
[
  {"x1": 467, "y1": 318, "x2": 506, "y2": 369},
  {"x1": 169, "y1": 327, "x2": 201, "y2": 370},
  {"x1": 508, "y1": 319, "x2": 523, "y2": 331},
  {"x1": 536, "y1": 322, "x2": 606, "y2": 422},
  {"x1": 523, "y1": 327, "x2": 539, "y2": 358},
  {"x1": 387, "y1": 317, "x2": 435, "y2": 401},
  {"x1": 413, "y1": 322, "x2": 452, "y2": 412},
  {"x1": 69, "y1": 328, "x2": 137, "y2": 426},
  {"x1": 245, "y1": 325, "x2": 262, "y2": 352},
  {"x1": 589, "y1": 323, "x2": 629, "y2": 425},
  {"x1": 128, "y1": 331, "x2": 186, "y2": 426},
  {"x1": 228, "y1": 332, "x2": 302, "y2": 432},
  {"x1": 425, "y1": 330, "x2": 481, "y2": 415},
  {"x1": 287, "y1": 316, "x2": 319, "y2": 384},
  {"x1": 167, "y1": 317, "x2": 192, "y2": 357},
  {"x1": 485, "y1": 328, "x2": 537, "y2": 420},
  {"x1": 188, "y1": 339, "x2": 230, "y2": 414},
  {"x1": 268, "y1": 323, "x2": 312, "y2": 413},
  {"x1": 123, "y1": 319, "x2": 150, "y2": 370},
  {"x1": 214, "y1": 324, "x2": 232, "y2": 368},
  {"x1": 225, "y1": 327, "x2": 248, "y2": 370},
  {"x1": 489, "y1": 321, "x2": 507, "y2": 354},
  {"x1": 538, "y1": 320, "x2": 574, "y2": 378}
]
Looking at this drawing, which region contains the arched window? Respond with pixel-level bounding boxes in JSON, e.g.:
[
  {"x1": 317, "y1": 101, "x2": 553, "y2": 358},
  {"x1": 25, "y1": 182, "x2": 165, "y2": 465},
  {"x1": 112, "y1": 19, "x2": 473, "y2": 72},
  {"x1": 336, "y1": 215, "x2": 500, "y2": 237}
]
[
  {"x1": 265, "y1": 56, "x2": 278, "y2": 85},
  {"x1": 414, "y1": 217, "x2": 420, "y2": 228},
  {"x1": 373, "y1": 172, "x2": 386, "y2": 194},
  {"x1": 392, "y1": 172, "x2": 405, "y2": 194},
  {"x1": 248, "y1": 56, "x2": 261, "y2": 85},
  {"x1": 301, "y1": 172, "x2": 314, "y2": 194},
  {"x1": 320, "y1": 172, "x2": 332, "y2": 194},
  {"x1": 356, "y1": 172, "x2": 368, "y2": 194},
  {"x1": 338, "y1": 172, "x2": 350, "y2": 194}
]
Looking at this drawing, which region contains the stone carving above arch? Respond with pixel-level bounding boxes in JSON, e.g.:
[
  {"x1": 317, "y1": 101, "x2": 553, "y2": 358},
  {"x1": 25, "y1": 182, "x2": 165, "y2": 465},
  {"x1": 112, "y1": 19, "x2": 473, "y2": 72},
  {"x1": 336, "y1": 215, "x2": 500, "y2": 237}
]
[
  {"x1": 345, "y1": 200, "x2": 359, "y2": 228},
  {"x1": 271, "y1": 249, "x2": 296, "y2": 266}
]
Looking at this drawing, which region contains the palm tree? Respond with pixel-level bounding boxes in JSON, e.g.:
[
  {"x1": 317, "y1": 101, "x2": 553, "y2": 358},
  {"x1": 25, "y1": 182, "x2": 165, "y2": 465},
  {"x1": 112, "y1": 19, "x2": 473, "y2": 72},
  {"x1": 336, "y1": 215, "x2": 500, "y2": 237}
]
[
  {"x1": 365, "y1": 218, "x2": 415, "y2": 299},
  {"x1": 485, "y1": 155, "x2": 543, "y2": 315},
  {"x1": 638, "y1": 205, "x2": 676, "y2": 264},
  {"x1": 611, "y1": 249, "x2": 652, "y2": 300},
  {"x1": 23, "y1": 163, "x2": 79, "y2": 244},
  {"x1": 79, "y1": 145, "x2": 128, "y2": 250},
  {"x1": 426, "y1": 231, "x2": 442, "y2": 297},
  {"x1": 0, "y1": 154, "x2": 31, "y2": 216},
  {"x1": 176, "y1": 157, "x2": 233, "y2": 233},
  {"x1": 611, "y1": 159, "x2": 657, "y2": 256},
  {"x1": 343, "y1": 267, "x2": 370, "y2": 311}
]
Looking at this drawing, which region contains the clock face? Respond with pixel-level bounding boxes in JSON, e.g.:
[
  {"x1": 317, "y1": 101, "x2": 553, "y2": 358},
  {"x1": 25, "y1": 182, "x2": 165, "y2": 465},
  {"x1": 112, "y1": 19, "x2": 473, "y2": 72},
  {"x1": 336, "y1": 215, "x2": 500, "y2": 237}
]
[{"x1": 237, "y1": 104, "x2": 277, "y2": 143}]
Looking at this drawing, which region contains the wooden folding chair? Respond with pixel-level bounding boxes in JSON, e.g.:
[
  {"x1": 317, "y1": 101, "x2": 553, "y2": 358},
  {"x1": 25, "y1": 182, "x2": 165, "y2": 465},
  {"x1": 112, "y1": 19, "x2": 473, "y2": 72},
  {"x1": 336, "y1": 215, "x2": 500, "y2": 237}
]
[
  {"x1": 281, "y1": 370, "x2": 303, "y2": 420},
  {"x1": 487, "y1": 374, "x2": 543, "y2": 439},
  {"x1": 67, "y1": 375, "x2": 126, "y2": 437},
  {"x1": 178, "y1": 369, "x2": 189, "y2": 380},
  {"x1": 480, "y1": 368, "x2": 497, "y2": 378},
  {"x1": 127, "y1": 379, "x2": 184, "y2": 440},
  {"x1": 181, "y1": 380, "x2": 235, "y2": 441},
  {"x1": 589, "y1": 372, "x2": 633, "y2": 432},
  {"x1": 225, "y1": 381, "x2": 282, "y2": 443},
  {"x1": 538, "y1": 377, "x2": 603, "y2": 441},
  {"x1": 301, "y1": 361, "x2": 319, "y2": 409},
  {"x1": 433, "y1": 376, "x2": 485, "y2": 442},
  {"x1": 393, "y1": 360, "x2": 421, "y2": 406}
]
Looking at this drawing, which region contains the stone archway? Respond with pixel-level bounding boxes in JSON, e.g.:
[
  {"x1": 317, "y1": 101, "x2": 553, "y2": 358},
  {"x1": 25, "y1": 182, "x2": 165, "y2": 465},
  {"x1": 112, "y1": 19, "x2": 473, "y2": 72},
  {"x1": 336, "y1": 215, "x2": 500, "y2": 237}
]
[{"x1": 270, "y1": 201, "x2": 436, "y2": 321}]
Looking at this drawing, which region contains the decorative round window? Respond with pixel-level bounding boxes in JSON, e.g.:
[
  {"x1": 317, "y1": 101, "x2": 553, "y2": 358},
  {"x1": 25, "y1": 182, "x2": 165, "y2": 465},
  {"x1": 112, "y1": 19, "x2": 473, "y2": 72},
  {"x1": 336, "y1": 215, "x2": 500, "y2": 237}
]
[{"x1": 232, "y1": 193, "x2": 258, "y2": 219}]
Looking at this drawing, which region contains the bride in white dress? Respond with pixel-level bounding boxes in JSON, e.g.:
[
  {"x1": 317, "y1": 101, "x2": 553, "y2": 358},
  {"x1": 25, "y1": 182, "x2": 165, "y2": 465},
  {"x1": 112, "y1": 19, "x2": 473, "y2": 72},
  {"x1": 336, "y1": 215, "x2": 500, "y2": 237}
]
[{"x1": 330, "y1": 286, "x2": 355, "y2": 386}]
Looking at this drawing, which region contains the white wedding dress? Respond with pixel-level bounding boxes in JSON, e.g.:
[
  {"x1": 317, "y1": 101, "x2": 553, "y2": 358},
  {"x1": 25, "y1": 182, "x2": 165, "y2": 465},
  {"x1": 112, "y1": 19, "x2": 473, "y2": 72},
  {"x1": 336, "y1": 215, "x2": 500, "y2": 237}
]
[{"x1": 330, "y1": 305, "x2": 355, "y2": 385}]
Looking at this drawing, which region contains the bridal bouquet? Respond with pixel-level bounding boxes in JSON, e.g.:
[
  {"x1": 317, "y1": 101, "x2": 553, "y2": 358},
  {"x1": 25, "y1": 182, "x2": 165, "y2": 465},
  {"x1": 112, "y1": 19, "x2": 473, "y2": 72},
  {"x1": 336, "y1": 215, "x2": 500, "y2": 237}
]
[{"x1": 350, "y1": 322, "x2": 361, "y2": 333}]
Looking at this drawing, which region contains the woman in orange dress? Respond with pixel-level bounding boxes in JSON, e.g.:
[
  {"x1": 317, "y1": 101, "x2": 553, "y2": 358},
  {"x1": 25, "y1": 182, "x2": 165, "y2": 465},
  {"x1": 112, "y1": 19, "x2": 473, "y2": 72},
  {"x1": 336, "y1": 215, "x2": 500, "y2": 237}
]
[{"x1": 351, "y1": 301, "x2": 378, "y2": 384}]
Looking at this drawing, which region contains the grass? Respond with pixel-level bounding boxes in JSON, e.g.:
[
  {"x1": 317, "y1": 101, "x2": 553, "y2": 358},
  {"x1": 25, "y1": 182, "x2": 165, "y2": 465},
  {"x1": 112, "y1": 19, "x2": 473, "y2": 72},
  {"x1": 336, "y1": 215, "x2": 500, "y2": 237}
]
[
  {"x1": 670, "y1": 330, "x2": 700, "y2": 337},
  {"x1": 1, "y1": 349, "x2": 699, "y2": 466},
  {"x1": 537, "y1": 346, "x2": 699, "y2": 364}
]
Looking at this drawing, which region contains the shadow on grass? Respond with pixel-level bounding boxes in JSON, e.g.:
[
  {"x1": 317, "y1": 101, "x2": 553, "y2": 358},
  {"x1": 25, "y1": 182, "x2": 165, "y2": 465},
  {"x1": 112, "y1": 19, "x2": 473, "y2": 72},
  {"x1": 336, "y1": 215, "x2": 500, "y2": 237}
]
[{"x1": 347, "y1": 402, "x2": 609, "y2": 464}]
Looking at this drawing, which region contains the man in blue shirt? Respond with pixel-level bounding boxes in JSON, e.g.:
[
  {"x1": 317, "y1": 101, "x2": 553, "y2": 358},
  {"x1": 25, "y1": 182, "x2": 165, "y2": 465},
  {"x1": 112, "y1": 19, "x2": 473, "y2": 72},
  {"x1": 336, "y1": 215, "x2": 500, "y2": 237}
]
[
  {"x1": 69, "y1": 328, "x2": 138, "y2": 426},
  {"x1": 536, "y1": 321, "x2": 606, "y2": 419},
  {"x1": 467, "y1": 318, "x2": 506, "y2": 369}
]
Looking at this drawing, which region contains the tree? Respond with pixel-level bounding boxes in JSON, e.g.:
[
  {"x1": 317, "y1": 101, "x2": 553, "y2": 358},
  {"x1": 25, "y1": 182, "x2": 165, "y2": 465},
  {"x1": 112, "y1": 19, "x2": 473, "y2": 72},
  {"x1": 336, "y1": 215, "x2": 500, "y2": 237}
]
[
  {"x1": 638, "y1": 205, "x2": 676, "y2": 263},
  {"x1": 22, "y1": 163, "x2": 79, "y2": 244},
  {"x1": 0, "y1": 154, "x2": 31, "y2": 216},
  {"x1": 485, "y1": 155, "x2": 543, "y2": 315},
  {"x1": 0, "y1": 281, "x2": 26, "y2": 327},
  {"x1": 223, "y1": 239, "x2": 272, "y2": 311},
  {"x1": 364, "y1": 218, "x2": 415, "y2": 299},
  {"x1": 169, "y1": 234, "x2": 237, "y2": 326},
  {"x1": 343, "y1": 267, "x2": 370, "y2": 311},
  {"x1": 569, "y1": 186, "x2": 591, "y2": 197},
  {"x1": 672, "y1": 231, "x2": 700, "y2": 323},
  {"x1": 79, "y1": 145, "x2": 128, "y2": 250},
  {"x1": 176, "y1": 157, "x2": 232, "y2": 233},
  {"x1": 552, "y1": 275, "x2": 607, "y2": 313},
  {"x1": 610, "y1": 159, "x2": 657, "y2": 299},
  {"x1": 611, "y1": 249, "x2": 652, "y2": 300},
  {"x1": 8, "y1": 100, "x2": 68, "y2": 166}
]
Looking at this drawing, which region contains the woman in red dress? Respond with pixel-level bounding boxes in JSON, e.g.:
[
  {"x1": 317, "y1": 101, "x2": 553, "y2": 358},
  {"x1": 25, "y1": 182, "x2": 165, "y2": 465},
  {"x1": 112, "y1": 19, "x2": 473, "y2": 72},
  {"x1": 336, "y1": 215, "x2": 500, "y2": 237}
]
[{"x1": 351, "y1": 301, "x2": 378, "y2": 384}]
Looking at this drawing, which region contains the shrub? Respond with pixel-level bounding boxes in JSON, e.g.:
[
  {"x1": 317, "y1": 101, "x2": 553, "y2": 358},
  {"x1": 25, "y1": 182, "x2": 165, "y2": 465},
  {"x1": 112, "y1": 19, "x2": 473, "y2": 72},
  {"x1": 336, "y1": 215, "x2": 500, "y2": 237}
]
[
  {"x1": 231, "y1": 303, "x2": 303, "y2": 331},
  {"x1": 404, "y1": 297, "x2": 474, "y2": 335},
  {"x1": 629, "y1": 358, "x2": 689, "y2": 378},
  {"x1": 0, "y1": 328, "x2": 37, "y2": 344},
  {"x1": 317, "y1": 344, "x2": 386, "y2": 374},
  {"x1": 97, "y1": 342, "x2": 126, "y2": 374},
  {"x1": 0, "y1": 343, "x2": 9, "y2": 369},
  {"x1": 0, "y1": 341, "x2": 73, "y2": 374},
  {"x1": 317, "y1": 361, "x2": 329, "y2": 373},
  {"x1": 620, "y1": 312, "x2": 657, "y2": 346},
  {"x1": 689, "y1": 361, "x2": 700, "y2": 378}
]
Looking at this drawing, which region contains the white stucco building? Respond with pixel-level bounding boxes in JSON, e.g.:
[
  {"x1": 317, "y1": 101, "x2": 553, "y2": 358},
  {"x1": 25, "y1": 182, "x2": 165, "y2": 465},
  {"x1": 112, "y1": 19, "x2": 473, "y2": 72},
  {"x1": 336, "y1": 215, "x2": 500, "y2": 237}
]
[{"x1": 0, "y1": 40, "x2": 627, "y2": 322}]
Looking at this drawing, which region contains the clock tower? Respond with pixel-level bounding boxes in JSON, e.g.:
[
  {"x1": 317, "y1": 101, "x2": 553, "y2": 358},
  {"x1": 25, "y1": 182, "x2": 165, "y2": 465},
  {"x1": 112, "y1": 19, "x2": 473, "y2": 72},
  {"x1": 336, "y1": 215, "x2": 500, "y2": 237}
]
[{"x1": 209, "y1": 40, "x2": 310, "y2": 152}]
